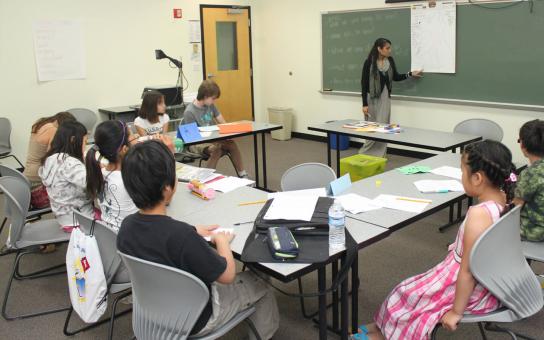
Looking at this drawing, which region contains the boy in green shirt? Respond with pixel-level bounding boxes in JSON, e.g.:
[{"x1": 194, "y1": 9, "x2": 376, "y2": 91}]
[{"x1": 514, "y1": 119, "x2": 544, "y2": 241}]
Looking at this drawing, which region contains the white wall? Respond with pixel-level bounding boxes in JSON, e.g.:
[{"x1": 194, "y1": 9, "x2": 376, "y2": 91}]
[
  {"x1": 250, "y1": 0, "x2": 542, "y2": 163},
  {"x1": 0, "y1": 0, "x2": 249, "y2": 163}
]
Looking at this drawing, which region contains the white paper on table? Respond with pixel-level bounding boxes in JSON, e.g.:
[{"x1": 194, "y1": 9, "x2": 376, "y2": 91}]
[
  {"x1": 198, "y1": 125, "x2": 219, "y2": 132},
  {"x1": 430, "y1": 166, "x2": 462, "y2": 180},
  {"x1": 411, "y1": 1, "x2": 456, "y2": 73},
  {"x1": 335, "y1": 193, "x2": 382, "y2": 214},
  {"x1": 264, "y1": 196, "x2": 318, "y2": 222},
  {"x1": 203, "y1": 228, "x2": 234, "y2": 242},
  {"x1": 268, "y1": 188, "x2": 327, "y2": 200},
  {"x1": 207, "y1": 176, "x2": 255, "y2": 193},
  {"x1": 414, "y1": 180, "x2": 464, "y2": 193},
  {"x1": 202, "y1": 173, "x2": 224, "y2": 183},
  {"x1": 372, "y1": 194, "x2": 431, "y2": 214},
  {"x1": 200, "y1": 131, "x2": 212, "y2": 137},
  {"x1": 176, "y1": 163, "x2": 215, "y2": 182},
  {"x1": 33, "y1": 20, "x2": 86, "y2": 81}
]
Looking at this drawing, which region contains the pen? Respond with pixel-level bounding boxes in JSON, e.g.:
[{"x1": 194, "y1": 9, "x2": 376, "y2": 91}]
[
  {"x1": 238, "y1": 200, "x2": 267, "y2": 206},
  {"x1": 234, "y1": 221, "x2": 254, "y2": 226},
  {"x1": 396, "y1": 197, "x2": 432, "y2": 204}
]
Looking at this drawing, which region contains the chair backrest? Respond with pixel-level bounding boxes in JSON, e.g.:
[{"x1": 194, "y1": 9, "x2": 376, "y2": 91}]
[
  {"x1": 0, "y1": 117, "x2": 12, "y2": 149},
  {"x1": 0, "y1": 176, "x2": 30, "y2": 245},
  {"x1": 470, "y1": 205, "x2": 543, "y2": 319},
  {"x1": 67, "y1": 108, "x2": 98, "y2": 133},
  {"x1": 281, "y1": 163, "x2": 336, "y2": 191},
  {"x1": 73, "y1": 211, "x2": 125, "y2": 284},
  {"x1": 454, "y1": 119, "x2": 504, "y2": 142},
  {"x1": 0, "y1": 164, "x2": 31, "y2": 188},
  {"x1": 118, "y1": 251, "x2": 209, "y2": 339}
]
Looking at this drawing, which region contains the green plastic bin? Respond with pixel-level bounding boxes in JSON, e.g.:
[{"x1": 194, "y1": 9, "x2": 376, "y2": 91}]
[{"x1": 340, "y1": 154, "x2": 387, "y2": 182}]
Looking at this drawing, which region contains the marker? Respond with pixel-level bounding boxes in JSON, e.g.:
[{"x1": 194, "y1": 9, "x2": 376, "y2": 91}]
[
  {"x1": 238, "y1": 200, "x2": 267, "y2": 206},
  {"x1": 234, "y1": 221, "x2": 254, "y2": 226}
]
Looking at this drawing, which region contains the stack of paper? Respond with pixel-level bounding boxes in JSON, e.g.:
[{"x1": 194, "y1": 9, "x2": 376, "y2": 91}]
[
  {"x1": 414, "y1": 180, "x2": 464, "y2": 193},
  {"x1": 264, "y1": 196, "x2": 318, "y2": 221},
  {"x1": 398, "y1": 165, "x2": 431, "y2": 175},
  {"x1": 431, "y1": 166, "x2": 462, "y2": 180},
  {"x1": 372, "y1": 194, "x2": 431, "y2": 213},
  {"x1": 335, "y1": 193, "x2": 382, "y2": 214},
  {"x1": 176, "y1": 163, "x2": 216, "y2": 182},
  {"x1": 268, "y1": 188, "x2": 327, "y2": 199},
  {"x1": 203, "y1": 228, "x2": 234, "y2": 242},
  {"x1": 207, "y1": 176, "x2": 255, "y2": 193}
]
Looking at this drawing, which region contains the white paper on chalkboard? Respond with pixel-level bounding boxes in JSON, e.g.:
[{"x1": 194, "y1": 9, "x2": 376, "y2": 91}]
[
  {"x1": 411, "y1": 2, "x2": 456, "y2": 73},
  {"x1": 33, "y1": 20, "x2": 86, "y2": 81}
]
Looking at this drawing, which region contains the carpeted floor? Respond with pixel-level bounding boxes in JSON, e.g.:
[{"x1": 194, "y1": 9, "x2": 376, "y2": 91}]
[{"x1": 0, "y1": 135, "x2": 542, "y2": 339}]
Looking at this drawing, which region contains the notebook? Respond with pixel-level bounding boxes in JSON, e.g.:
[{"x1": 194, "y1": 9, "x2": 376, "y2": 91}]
[{"x1": 177, "y1": 122, "x2": 202, "y2": 143}]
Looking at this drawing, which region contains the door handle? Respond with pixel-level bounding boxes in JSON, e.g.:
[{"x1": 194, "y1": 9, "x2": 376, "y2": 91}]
[{"x1": 207, "y1": 73, "x2": 215, "y2": 78}]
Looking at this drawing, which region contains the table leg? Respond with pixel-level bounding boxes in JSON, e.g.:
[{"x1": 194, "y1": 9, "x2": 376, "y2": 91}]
[
  {"x1": 341, "y1": 256, "x2": 349, "y2": 340},
  {"x1": 336, "y1": 133, "x2": 341, "y2": 178},
  {"x1": 332, "y1": 261, "x2": 339, "y2": 331},
  {"x1": 351, "y1": 254, "x2": 359, "y2": 333},
  {"x1": 318, "y1": 268, "x2": 327, "y2": 340},
  {"x1": 261, "y1": 133, "x2": 268, "y2": 189},
  {"x1": 327, "y1": 133, "x2": 332, "y2": 167},
  {"x1": 253, "y1": 134, "x2": 260, "y2": 188}
]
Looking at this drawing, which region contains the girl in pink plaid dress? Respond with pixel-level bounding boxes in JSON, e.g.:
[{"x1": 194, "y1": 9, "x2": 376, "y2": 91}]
[{"x1": 360, "y1": 140, "x2": 517, "y2": 340}]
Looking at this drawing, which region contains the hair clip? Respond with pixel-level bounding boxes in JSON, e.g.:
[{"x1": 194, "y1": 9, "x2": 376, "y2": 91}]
[{"x1": 506, "y1": 172, "x2": 517, "y2": 183}]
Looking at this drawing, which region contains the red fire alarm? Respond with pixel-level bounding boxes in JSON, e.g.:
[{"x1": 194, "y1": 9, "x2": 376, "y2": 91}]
[{"x1": 173, "y1": 9, "x2": 182, "y2": 19}]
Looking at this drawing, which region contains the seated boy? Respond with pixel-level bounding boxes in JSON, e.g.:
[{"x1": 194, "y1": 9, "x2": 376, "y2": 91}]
[
  {"x1": 183, "y1": 80, "x2": 249, "y2": 178},
  {"x1": 117, "y1": 140, "x2": 278, "y2": 339},
  {"x1": 514, "y1": 119, "x2": 544, "y2": 241}
]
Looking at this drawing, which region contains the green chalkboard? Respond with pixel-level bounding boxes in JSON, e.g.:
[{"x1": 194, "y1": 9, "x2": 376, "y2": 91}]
[{"x1": 321, "y1": 2, "x2": 544, "y2": 107}]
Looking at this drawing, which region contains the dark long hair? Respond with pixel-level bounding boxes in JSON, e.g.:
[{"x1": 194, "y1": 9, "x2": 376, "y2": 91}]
[
  {"x1": 41, "y1": 121, "x2": 87, "y2": 164},
  {"x1": 366, "y1": 38, "x2": 392, "y2": 78},
  {"x1": 138, "y1": 90, "x2": 165, "y2": 124},
  {"x1": 85, "y1": 120, "x2": 130, "y2": 200},
  {"x1": 32, "y1": 112, "x2": 75, "y2": 133},
  {"x1": 463, "y1": 140, "x2": 516, "y2": 213}
]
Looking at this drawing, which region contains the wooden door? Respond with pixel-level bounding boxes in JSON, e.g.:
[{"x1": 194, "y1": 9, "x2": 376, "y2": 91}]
[{"x1": 201, "y1": 6, "x2": 253, "y2": 122}]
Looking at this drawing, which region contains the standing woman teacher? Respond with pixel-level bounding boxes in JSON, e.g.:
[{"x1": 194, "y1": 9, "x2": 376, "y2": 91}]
[{"x1": 360, "y1": 38, "x2": 422, "y2": 157}]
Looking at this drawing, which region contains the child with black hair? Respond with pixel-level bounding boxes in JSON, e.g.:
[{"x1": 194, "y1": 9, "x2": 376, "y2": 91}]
[
  {"x1": 515, "y1": 119, "x2": 544, "y2": 242},
  {"x1": 359, "y1": 140, "x2": 516, "y2": 340},
  {"x1": 86, "y1": 120, "x2": 138, "y2": 232},
  {"x1": 117, "y1": 140, "x2": 278, "y2": 339},
  {"x1": 134, "y1": 90, "x2": 170, "y2": 136},
  {"x1": 39, "y1": 121, "x2": 94, "y2": 232}
]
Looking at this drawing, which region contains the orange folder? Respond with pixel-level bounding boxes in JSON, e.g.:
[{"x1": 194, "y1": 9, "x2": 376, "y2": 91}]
[{"x1": 218, "y1": 122, "x2": 253, "y2": 134}]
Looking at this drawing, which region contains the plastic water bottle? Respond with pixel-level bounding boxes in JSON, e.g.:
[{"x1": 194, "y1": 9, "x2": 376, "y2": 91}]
[
  {"x1": 174, "y1": 138, "x2": 184, "y2": 153},
  {"x1": 329, "y1": 199, "x2": 346, "y2": 252}
]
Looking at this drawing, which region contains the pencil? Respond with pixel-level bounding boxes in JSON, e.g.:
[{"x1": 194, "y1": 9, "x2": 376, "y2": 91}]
[
  {"x1": 396, "y1": 197, "x2": 432, "y2": 204},
  {"x1": 238, "y1": 200, "x2": 267, "y2": 206}
]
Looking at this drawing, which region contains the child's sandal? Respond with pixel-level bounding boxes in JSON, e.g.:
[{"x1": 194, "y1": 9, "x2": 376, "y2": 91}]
[{"x1": 350, "y1": 325, "x2": 369, "y2": 340}]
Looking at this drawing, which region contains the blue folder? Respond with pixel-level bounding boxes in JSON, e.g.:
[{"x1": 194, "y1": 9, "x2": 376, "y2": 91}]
[{"x1": 177, "y1": 122, "x2": 202, "y2": 143}]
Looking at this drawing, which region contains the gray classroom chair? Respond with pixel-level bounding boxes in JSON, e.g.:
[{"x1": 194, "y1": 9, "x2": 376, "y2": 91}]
[
  {"x1": 522, "y1": 240, "x2": 544, "y2": 263},
  {"x1": 67, "y1": 108, "x2": 98, "y2": 133},
  {"x1": 454, "y1": 118, "x2": 504, "y2": 142},
  {"x1": 0, "y1": 176, "x2": 70, "y2": 320},
  {"x1": 0, "y1": 165, "x2": 52, "y2": 237},
  {"x1": 432, "y1": 205, "x2": 543, "y2": 340},
  {"x1": 118, "y1": 251, "x2": 260, "y2": 340},
  {"x1": 0, "y1": 117, "x2": 24, "y2": 169},
  {"x1": 63, "y1": 211, "x2": 132, "y2": 340},
  {"x1": 280, "y1": 163, "x2": 336, "y2": 191}
]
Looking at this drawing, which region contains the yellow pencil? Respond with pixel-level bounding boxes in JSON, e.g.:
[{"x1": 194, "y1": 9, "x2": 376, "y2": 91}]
[
  {"x1": 238, "y1": 200, "x2": 267, "y2": 206},
  {"x1": 396, "y1": 197, "x2": 432, "y2": 204}
]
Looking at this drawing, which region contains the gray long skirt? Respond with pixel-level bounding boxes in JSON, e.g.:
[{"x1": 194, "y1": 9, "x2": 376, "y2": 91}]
[{"x1": 358, "y1": 87, "x2": 391, "y2": 157}]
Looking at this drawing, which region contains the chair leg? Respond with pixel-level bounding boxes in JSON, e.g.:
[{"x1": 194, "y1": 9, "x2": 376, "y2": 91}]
[
  {"x1": 2, "y1": 250, "x2": 70, "y2": 320},
  {"x1": 63, "y1": 290, "x2": 132, "y2": 337},
  {"x1": 483, "y1": 323, "x2": 530, "y2": 340},
  {"x1": 245, "y1": 317, "x2": 262, "y2": 340},
  {"x1": 13, "y1": 248, "x2": 66, "y2": 280},
  {"x1": 430, "y1": 325, "x2": 440, "y2": 340},
  {"x1": 0, "y1": 217, "x2": 6, "y2": 235},
  {"x1": 0, "y1": 154, "x2": 24, "y2": 170},
  {"x1": 477, "y1": 322, "x2": 488, "y2": 340}
]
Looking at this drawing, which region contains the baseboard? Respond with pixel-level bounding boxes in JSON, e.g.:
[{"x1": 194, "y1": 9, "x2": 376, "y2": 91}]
[{"x1": 290, "y1": 131, "x2": 436, "y2": 159}]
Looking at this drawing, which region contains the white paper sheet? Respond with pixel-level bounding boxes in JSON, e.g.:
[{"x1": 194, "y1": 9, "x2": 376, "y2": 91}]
[
  {"x1": 176, "y1": 163, "x2": 216, "y2": 182},
  {"x1": 33, "y1": 20, "x2": 86, "y2": 81},
  {"x1": 335, "y1": 193, "x2": 382, "y2": 214},
  {"x1": 411, "y1": 1, "x2": 456, "y2": 73},
  {"x1": 198, "y1": 125, "x2": 220, "y2": 132},
  {"x1": 189, "y1": 20, "x2": 201, "y2": 43},
  {"x1": 268, "y1": 188, "x2": 327, "y2": 200},
  {"x1": 203, "y1": 228, "x2": 234, "y2": 242},
  {"x1": 414, "y1": 180, "x2": 464, "y2": 193},
  {"x1": 207, "y1": 176, "x2": 255, "y2": 193},
  {"x1": 264, "y1": 196, "x2": 318, "y2": 222},
  {"x1": 430, "y1": 166, "x2": 462, "y2": 180},
  {"x1": 372, "y1": 194, "x2": 431, "y2": 214}
]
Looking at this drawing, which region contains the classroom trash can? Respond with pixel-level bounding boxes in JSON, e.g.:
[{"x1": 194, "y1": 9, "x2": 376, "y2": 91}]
[
  {"x1": 268, "y1": 107, "x2": 293, "y2": 141},
  {"x1": 330, "y1": 134, "x2": 350, "y2": 151},
  {"x1": 340, "y1": 154, "x2": 387, "y2": 182}
]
